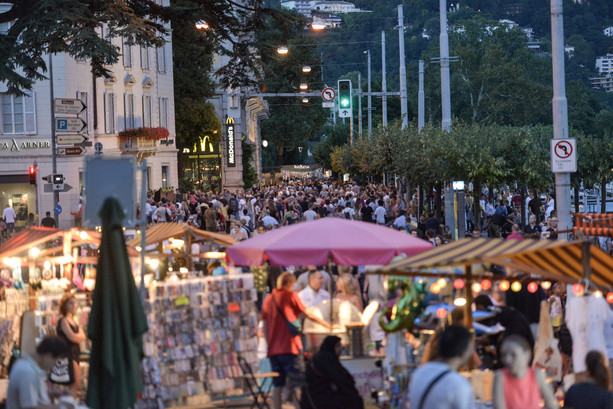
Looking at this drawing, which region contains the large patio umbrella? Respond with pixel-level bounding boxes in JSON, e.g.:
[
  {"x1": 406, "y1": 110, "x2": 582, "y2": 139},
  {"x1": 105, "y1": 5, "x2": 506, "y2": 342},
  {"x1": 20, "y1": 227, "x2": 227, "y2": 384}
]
[
  {"x1": 226, "y1": 218, "x2": 433, "y2": 267},
  {"x1": 86, "y1": 198, "x2": 148, "y2": 409}
]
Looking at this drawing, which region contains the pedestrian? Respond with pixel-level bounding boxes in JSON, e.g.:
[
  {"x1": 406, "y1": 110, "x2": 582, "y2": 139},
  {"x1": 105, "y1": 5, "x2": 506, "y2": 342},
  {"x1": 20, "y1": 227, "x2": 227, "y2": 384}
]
[
  {"x1": 408, "y1": 325, "x2": 476, "y2": 409},
  {"x1": 56, "y1": 293, "x2": 87, "y2": 397},
  {"x1": 492, "y1": 335, "x2": 559, "y2": 409},
  {"x1": 40, "y1": 211, "x2": 57, "y2": 228},
  {"x1": 261, "y1": 272, "x2": 332, "y2": 409},
  {"x1": 3, "y1": 204, "x2": 17, "y2": 236},
  {"x1": 564, "y1": 350, "x2": 613, "y2": 409},
  {"x1": 7, "y1": 336, "x2": 71, "y2": 409}
]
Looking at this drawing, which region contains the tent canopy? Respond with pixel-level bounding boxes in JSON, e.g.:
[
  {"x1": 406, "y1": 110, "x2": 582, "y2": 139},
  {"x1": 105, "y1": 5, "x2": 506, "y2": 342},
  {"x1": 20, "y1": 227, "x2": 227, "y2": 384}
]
[
  {"x1": 378, "y1": 238, "x2": 613, "y2": 288},
  {"x1": 127, "y1": 223, "x2": 236, "y2": 248}
]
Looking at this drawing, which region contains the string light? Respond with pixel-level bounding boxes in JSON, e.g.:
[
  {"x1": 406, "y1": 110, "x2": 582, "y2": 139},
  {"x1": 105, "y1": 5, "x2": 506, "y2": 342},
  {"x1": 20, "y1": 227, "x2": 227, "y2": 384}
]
[
  {"x1": 454, "y1": 297, "x2": 467, "y2": 306},
  {"x1": 430, "y1": 283, "x2": 441, "y2": 294},
  {"x1": 499, "y1": 280, "x2": 510, "y2": 291},
  {"x1": 481, "y1": 279, "x2": 492, "y2": 291},
  {"x1": 436, "y1": 307, "x2": 447, "y2": 319},
  {"x1": 573, "y1": 283, "x2": 584, "y2": 296},
  {"x1": 471, "y1": 282, "x2": 482, "y2": 293},
  {"x1": 437, "y1": 278, "x2": 447, "y2": 288},
  {"x1": 453, "y1": 279, "x2": 465, "y2": 289},
  {"x1": 541, "y1": 281, "x2": 552, "y2": 290},
  {"x1": 511, "y1": 281, "x2": 522, "y2": 292},
  {"x1": 527, "y1": 282, "x2": 538, "y2": 293},
  {"x1": 606, "y1": 292, "x2": 613, "y2": 304}
]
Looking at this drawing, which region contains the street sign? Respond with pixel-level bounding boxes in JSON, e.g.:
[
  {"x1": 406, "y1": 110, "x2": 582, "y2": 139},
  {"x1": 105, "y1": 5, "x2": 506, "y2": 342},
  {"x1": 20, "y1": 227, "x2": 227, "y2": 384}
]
[
  {"x1": 339, "y1": 108, "x2": 352, "y2": 118},
  {"x1": 551, "y1": 138, "x2": 577, "y2": 173},
  {"x1": 54, "y1": 98, "x2": 86, "y2": 114},
  {"x1": 54, "y1": 204, "x2": 62, "y2": 215},
  {"x1": 56, "y1": 134, "x2": 89, "y2": 146},
  {"x1": 322, "y1": 87, "x2": 336, "y2": 101},
  {"x1": 55, "y1": 117, "x2": 86, "y2": 133},
  {"x1": 57, "y1": 146, "x2": 86, "y2": 157},
  {"x1": 44, "y1": 183, "x2": 72, "y2": 193},
  {"x1": 322, "y1": 102, "x2": 335, "y2": 108},
  {"x1": 94, "y1": 142, "x2": 103, "y2": 155}
]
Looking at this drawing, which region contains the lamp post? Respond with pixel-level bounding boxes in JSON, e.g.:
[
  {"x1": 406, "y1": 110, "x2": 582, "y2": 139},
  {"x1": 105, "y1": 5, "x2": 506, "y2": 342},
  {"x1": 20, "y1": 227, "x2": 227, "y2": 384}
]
[{"x1": 364, "y1": 50, "x2": 372, "y2": 136}]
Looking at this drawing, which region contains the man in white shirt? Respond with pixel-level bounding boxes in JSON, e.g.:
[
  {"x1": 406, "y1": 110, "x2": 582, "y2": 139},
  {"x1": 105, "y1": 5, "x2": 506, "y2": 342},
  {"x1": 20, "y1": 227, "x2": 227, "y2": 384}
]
[
  {"x1": 374, "y1": 200, "x2": 387, "y2": 225},
  {"x1": 409, "y1": 325, "x2": 476, "y2": 409},
  {"x1": 261, "y1": 211, "x2": 279, "y2": 228},
  {"x1": 393, "y1": 210, "x2": 407, "y2": 229},
  {"x1": 3, "y1": 204, "x2": 17, "y2": 236},
  {"x1": 303, "y1": 204, "x2": 318, "y2": 222},
  {"x1": 298, "y1": 269, "x2": 330, "y2": 308}
]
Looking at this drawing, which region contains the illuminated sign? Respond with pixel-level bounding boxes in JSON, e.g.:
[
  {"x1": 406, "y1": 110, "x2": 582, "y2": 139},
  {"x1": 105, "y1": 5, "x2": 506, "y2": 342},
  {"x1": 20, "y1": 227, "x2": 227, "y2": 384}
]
[
  {"x1": 226, "y1": 117, "x2": 236, "y2": 167},
  {"x1": 0, "y1": 138, "x2": 51, "y2": 152}
]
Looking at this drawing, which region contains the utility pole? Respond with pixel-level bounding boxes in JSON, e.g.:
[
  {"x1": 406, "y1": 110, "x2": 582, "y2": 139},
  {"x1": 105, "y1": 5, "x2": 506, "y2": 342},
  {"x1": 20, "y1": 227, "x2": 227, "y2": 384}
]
[
  {"x1": 358, "y1": 71, "x2": 362, "y2": 136},
  {"x1": 398, "y1": 5, "x2": 408, "y2": 128},
  {"x1": 366, "y1": 49, "x2": 372, "y2": 135},
  {"x1": 381, "y1": 31, "x2": 388, "y2": 127},
  {"x1": 49, "y1": 54, "x2": 59, "y2": 226},
  {"x1": 418, "y1": 60, "x2": 425, "y2": 131},
  {"x1": 551, "y1": 0, "x2": 571, "y2": 239},
  {"x1": 439, "y1": 0, "x2": 452, "y2": 131}
]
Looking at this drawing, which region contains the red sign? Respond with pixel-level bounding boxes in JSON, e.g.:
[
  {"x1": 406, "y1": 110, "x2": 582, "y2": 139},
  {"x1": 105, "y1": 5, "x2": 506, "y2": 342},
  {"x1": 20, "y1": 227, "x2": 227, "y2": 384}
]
[{"x1": 57, "y1": 146, "x2": 85, "y2": 156}]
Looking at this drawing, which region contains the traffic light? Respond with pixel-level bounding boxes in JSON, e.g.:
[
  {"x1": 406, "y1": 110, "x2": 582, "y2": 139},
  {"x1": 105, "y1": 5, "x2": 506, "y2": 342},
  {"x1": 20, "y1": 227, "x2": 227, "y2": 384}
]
[
  {"x1": 29, "y1": 165, "x2": 36, "y2": 185},
  {"x1": 338, "y1": 79, "x2": 352, "y2": 110}
]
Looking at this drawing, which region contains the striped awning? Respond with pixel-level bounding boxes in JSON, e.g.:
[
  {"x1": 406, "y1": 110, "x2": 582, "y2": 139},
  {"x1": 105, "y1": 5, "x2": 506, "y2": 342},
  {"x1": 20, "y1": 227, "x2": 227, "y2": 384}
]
[
  {"x1": 127, "y1": 223, "x2": 236, "y2": 248},
  {"x1": 572, "y1": 212, "x2": 613, "y2": 238},
  {"x1": 0, "y1": 227, "x2": 64, "y2": 258},
  {"x1": 379, "y1": 238, "x2": 613, "y2": 288}
]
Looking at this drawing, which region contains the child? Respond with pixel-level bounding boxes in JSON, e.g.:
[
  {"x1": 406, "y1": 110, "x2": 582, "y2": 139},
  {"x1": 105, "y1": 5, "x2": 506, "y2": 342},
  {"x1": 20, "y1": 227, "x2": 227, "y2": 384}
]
[
  {"x1": 493, "y1": 335, "x2": 559, "y2": 409},
  {"x1": 564, "y1": 350, "x2": 613, "y2": 409}
]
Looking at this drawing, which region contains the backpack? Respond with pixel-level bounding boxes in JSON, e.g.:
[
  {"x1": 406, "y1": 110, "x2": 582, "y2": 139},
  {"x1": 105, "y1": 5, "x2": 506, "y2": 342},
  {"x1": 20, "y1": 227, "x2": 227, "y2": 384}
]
[
  {"x1": 229, "y1": 198, "x2": 239, "y2": 214},
  {"x1": 344, "y1": 210, "x2": 352, "y2": 220}
]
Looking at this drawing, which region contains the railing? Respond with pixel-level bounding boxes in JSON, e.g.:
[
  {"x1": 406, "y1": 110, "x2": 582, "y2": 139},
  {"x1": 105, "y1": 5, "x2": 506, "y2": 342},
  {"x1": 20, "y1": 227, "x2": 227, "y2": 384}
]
[{"x1": 120, "y1": 137, "x2": 157, "y2": 151}]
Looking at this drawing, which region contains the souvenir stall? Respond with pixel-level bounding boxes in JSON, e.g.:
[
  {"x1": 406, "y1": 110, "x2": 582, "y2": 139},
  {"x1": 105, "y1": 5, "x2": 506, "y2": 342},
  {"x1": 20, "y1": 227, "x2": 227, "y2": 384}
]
[
  {"x1": 226, "y1": 217, "x2": 434, "y2": 403},
  {"x1": 374, "y1": 237, "x2": 613, "y2": 408}
]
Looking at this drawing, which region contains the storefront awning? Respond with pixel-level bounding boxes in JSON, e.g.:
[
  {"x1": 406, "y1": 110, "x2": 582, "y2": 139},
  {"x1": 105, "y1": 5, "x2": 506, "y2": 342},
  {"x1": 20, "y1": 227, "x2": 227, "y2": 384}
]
[
  {"x1": 379, "y1": 238, "x2": 613, "y2": 288},
  {"x1": 0, "y1": 227, "x2": 64, "y2": 258},
  {"x1": 128, "y1": 223, "x2": 236, "y2": 248}
]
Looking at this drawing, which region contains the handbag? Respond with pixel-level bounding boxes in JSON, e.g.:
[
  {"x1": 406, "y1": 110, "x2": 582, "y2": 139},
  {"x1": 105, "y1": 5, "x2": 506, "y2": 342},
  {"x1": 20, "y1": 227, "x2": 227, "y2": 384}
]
[{"x1": 271, "y1": 293, "x2": 302, "y2": 336}]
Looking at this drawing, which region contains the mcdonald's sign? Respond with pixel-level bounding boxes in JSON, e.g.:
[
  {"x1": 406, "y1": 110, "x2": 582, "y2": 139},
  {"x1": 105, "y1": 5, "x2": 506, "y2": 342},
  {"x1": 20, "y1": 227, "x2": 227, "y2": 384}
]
[{"x1": 226, "y1": 117, "x2": 236, "y2": 168}]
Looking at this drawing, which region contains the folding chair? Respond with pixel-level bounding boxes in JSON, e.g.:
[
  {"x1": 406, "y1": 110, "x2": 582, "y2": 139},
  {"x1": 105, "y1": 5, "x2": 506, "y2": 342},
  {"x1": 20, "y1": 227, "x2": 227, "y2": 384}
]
[{"x1": 238, "y1": 355, "x2": 279, "y2": 409}]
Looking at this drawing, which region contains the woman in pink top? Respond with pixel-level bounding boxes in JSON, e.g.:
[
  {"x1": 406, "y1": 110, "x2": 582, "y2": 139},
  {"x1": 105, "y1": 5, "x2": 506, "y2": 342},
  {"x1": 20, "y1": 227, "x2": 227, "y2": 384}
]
[{"x1": 493, "y1": 335, "x2": 559, "y2": 409}]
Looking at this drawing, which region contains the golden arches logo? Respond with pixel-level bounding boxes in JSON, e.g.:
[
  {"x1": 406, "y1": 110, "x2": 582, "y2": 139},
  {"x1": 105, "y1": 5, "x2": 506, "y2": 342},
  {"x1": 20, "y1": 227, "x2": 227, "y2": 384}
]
[{"x1": 226, "y1": 117, "x2": 235, "y2": 125}]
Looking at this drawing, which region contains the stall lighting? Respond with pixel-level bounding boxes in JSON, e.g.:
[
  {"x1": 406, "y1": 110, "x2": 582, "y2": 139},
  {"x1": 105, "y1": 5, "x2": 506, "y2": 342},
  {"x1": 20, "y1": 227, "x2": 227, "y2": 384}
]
[
  {"x1": 454, "y1": 297, "x2": 467, "y2": 307},
  {"x1": 136, "y1": 246, "x2": 142, "y2": 252},
  {"x1": 179, "y1": 267, "x2": 189, "y2": 275},
  {"x1": 481, "y1": 279, "x2": 492, "y2": 291},
  {"x1": 146, "y1": 258, "x2": 159, "y2": 269},
  {"x1": 510, "y1": 281, "x2": 522, "y2": 292},
  {"x1": 436, "y1": 307, "x2": 447, "y2": 319},
  {"x1": 527, "y1": 282, "x2": 538, "y2": 293},
  {"x1": 29, "y1": 247, "x2": 41, "y2": 258},
  {"x1": 606, "y1": 292, "x2": 613, "y2": 304},
  {"x1": 471, "y1": 282, "x2": 482, "y2": 293},
  {"x1": 573, "y1": 283, "x2": 584, "y2": 296},
  {"x1": 499, "y1": 280, "x2": 510, "y2": 291},
  {"x1": 436, "y1": 278, "x2": 447, "y2": 288},
  {"x1": 203, "y1": 251, "x2": 226, "y2": 259},
  {"x1": 541, "y1": 281, "x2": 551, "y2": 290},
  {"x1": 453, "y1": 279, "x2": 465, "y2": 290},
  {"x1": 79, "y1": 231, "x2": 89, "y2": 240},
  {"x1": 168, "y1": 238, "x2": 185, "y2": 249},
  {"x1": 3, "y1": 258, "x2": 21, "y2": 269},
  {"x1": 430, "y1": 283, "x2": 441, "y2": 294},
  {"x1": 44, "y1": 260, "x2": 51, "y2": 270},
  {"x1": 383, "y1": 277, "x2": 389, "y2": 291},
  {"x1": 594, "y1": 290, "x2": 603, "y2": 298}
]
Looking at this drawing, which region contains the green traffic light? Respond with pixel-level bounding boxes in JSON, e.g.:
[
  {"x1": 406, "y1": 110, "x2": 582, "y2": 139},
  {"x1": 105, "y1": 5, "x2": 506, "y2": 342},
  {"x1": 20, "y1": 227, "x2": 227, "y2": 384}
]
[{"x1": 341, "y1": 98, "x2": 349, "y2": 107}]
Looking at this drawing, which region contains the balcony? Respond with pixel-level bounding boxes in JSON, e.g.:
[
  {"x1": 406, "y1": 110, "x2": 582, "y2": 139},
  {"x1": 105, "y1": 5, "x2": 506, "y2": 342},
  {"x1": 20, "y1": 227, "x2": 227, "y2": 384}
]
[{"x1": 119, "y1": 137, "x2": 158, "y2": 154}]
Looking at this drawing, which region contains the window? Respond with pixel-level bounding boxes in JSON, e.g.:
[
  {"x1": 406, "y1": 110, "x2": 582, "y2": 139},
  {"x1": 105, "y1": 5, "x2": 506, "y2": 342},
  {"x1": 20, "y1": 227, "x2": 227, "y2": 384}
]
[
  {"x1": 76, "y1": 91, "x2": 90, "y2": 134},
  {"x1": 141, "y1": 46, "x2": 150, "y2": 70},
  {"x1": 157, "y1": 43, "x2": 166, "y2": 73},
  {"x1": 103, "y1": 92, "x2": 116, "y2": 134},
  {"x1": 158, "y1": 97, "x2": 168, "y2": 128},
  {"x1": 124, "y1": 93, "x2": 135, "y2": 130},
  {"x1": 1, "y1": 93, "x2": 36, "y2": 134},
  {"x1": 161, "y1": 165, "x2": 169, "y2": 188},
  {"x1": 102, "y1": 25, "x2": 113, "y2": 45},
  {"x1": 122, "y1": 37, "x2": 133, "y2": 67},
  {"x1": 142, "y1": 95, "x2": 152, "y2": 127}
]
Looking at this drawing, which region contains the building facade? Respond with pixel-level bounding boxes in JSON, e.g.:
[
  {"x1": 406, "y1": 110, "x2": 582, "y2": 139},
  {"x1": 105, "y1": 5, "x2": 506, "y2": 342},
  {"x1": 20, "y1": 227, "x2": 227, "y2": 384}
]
[{"x1": 0, "y1": 18, "x2": 178, "y2": 229}]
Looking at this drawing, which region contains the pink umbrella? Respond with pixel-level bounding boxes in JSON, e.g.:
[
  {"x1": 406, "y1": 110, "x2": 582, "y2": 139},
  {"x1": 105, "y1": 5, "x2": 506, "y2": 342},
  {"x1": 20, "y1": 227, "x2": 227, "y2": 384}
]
[{"x1": 226, "y1": 218, "x2": 433, "y2": 266}]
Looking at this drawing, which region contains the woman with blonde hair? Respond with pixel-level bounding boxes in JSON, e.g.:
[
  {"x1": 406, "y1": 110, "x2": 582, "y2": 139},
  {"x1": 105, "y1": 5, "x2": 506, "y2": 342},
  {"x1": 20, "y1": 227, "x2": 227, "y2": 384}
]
[
  {"x1": 57, "y1": 292, "x2": 87, "y2": 397},
  {"x1": 335, "y1": 274, "x2": 363, "y2": 312}
]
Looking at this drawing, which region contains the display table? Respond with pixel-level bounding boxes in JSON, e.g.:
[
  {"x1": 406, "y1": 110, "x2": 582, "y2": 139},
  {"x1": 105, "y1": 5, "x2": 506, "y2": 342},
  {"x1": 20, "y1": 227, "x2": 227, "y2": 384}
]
[{"x1": 340, "y1": 356, "x2": 383, "y2": 398}]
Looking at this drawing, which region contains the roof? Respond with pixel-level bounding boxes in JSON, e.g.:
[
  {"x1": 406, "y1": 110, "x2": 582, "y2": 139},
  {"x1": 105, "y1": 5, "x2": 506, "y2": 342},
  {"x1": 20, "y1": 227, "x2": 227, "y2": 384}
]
[
  {"x1": 379, "y1": 238, "x2": 613, "y2": 288},
  {"x1": 0, "y1": 227, "x2": 64, "y2": 258},
  {"x1": 127, "y1": 223, "x2": 236, "y2": 248}
]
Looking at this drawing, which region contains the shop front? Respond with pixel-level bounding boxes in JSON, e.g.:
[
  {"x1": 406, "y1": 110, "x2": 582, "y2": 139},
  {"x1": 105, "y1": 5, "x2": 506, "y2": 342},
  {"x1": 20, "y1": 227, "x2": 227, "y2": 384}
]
[
  {"x1": 0, "y1": 175, "x2": 37, "y2": 230},
  {"x1": 182, "y1": 135, "x2": 221, "y2": 191}
]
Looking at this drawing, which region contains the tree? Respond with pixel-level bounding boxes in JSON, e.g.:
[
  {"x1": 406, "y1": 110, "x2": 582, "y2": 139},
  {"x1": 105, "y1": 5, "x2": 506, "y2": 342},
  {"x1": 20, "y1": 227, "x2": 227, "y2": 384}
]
[
  {"x1": 0, "y1": 0, "x2": 290, "y2": 94},
  {"x1": 313, "y1": 124, "x2": 350, "y2": 170}
]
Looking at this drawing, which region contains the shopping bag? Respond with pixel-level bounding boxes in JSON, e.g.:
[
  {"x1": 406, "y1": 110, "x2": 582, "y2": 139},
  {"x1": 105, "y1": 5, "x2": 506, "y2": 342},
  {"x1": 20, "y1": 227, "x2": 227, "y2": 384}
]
[
  {"x1": 533, "y1": 300, "x2": 563, "y2": 382},
  {"x1": 49, "y1": 355, "x2": 74, "y2": 385}
]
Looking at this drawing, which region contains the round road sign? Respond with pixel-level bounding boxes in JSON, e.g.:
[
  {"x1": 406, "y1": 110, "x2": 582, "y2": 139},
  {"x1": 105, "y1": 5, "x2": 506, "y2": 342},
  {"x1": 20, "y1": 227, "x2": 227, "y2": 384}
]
[
  {"x1": 322, "y1": 87, "x2": 336, "y2": 101},
  {"x1": 553, "y1": 140, "x2": 572, "y2": 159}
]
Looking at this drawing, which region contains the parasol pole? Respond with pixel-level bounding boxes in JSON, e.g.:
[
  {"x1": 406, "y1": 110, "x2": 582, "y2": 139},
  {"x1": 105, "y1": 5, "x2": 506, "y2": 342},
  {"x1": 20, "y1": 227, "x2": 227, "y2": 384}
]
[
  {"x1": 328, "y1": 254, "x2": 334, "y2": 333},
  {"x1": 464, "y1": 264, "x2": 473, "y2": 329},
  {"x1": 139, "y1": 159, "x2": 148, "y2": 302},
  {"x1": 581, "y1": 240, "x2": 591, "y2": 283}
]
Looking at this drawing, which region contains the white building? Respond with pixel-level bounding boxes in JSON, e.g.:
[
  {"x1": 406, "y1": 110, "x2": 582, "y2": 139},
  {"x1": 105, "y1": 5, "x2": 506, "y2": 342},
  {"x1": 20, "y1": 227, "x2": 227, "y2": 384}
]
[
  {"x1": 605, "y1": 27, "x2": 613, "y2": 37},
  {"x1": 0, "y1": 7, "x2": 178, "y2": 229},
  {"x1": 281, "y1": 1, "x2": 367, "y2": 17},
  {"x1": 596, "y1": 54, "x2": 613, "y2": 74}
]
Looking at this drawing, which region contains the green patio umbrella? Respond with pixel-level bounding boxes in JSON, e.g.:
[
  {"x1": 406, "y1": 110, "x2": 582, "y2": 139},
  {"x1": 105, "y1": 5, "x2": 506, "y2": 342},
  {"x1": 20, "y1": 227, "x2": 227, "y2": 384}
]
[{"x1": 86, "y1": 198, "x2": 148, "y2": 409}]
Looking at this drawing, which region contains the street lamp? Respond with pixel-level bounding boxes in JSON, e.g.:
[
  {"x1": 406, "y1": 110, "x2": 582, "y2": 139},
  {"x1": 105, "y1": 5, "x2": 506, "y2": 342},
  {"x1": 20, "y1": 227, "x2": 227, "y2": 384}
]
[
  {"x1": 195, "y1": 20, "x2": 209, "y2": 30},
  {"x1": 302, "y1": 65, "x2": 312, "y2": 73},
  {"x1": 277, "y1": 46, "x2": 288, "y2": 55},
  {"x1": 262, "y1": 140, "x2": 268, "y2": 148},
  {"x1": 302, "y1": 98, "x2": 309, "y2": 103},
  {"x1": 312, "y1": 22, "x2": 325, "y2": 30},
  {"x1": 299, "y1": 83, "x2": 308, "y2": 90}
]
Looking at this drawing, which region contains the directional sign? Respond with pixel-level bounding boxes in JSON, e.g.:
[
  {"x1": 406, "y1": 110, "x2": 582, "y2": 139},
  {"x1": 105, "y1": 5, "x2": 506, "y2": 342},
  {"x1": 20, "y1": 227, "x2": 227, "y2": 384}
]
[
  {"x1": 56, "y1": 134, "x2": 89, "y2": 146},
  {"x1": 551, "y1": 138, "x2": 577, "y2": 173},
  {"x1": 44, "y1": 183, "x2": 72, "y2": 193},
  {"x1": 55, "y1": 117, "x2": 87, "y2": 133},
  {"x1": 322, "y1": 87, "x2": 336, "y2": 102},
  {"x1": 339, "y1": 108, "x2": 352, "y2": 118},
  {"x1": 54, "y1": 98, "x2": 86, "y2": 114},
  {"x1": 57, "y1": 146, "x2": 86, "y2": 157}
]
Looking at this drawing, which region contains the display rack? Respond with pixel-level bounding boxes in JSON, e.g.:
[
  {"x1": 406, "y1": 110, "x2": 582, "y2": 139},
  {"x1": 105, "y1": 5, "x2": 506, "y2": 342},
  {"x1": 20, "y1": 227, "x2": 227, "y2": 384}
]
[{"x1": 138, "y1": 273, "x2": 259, "y2": 409}]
